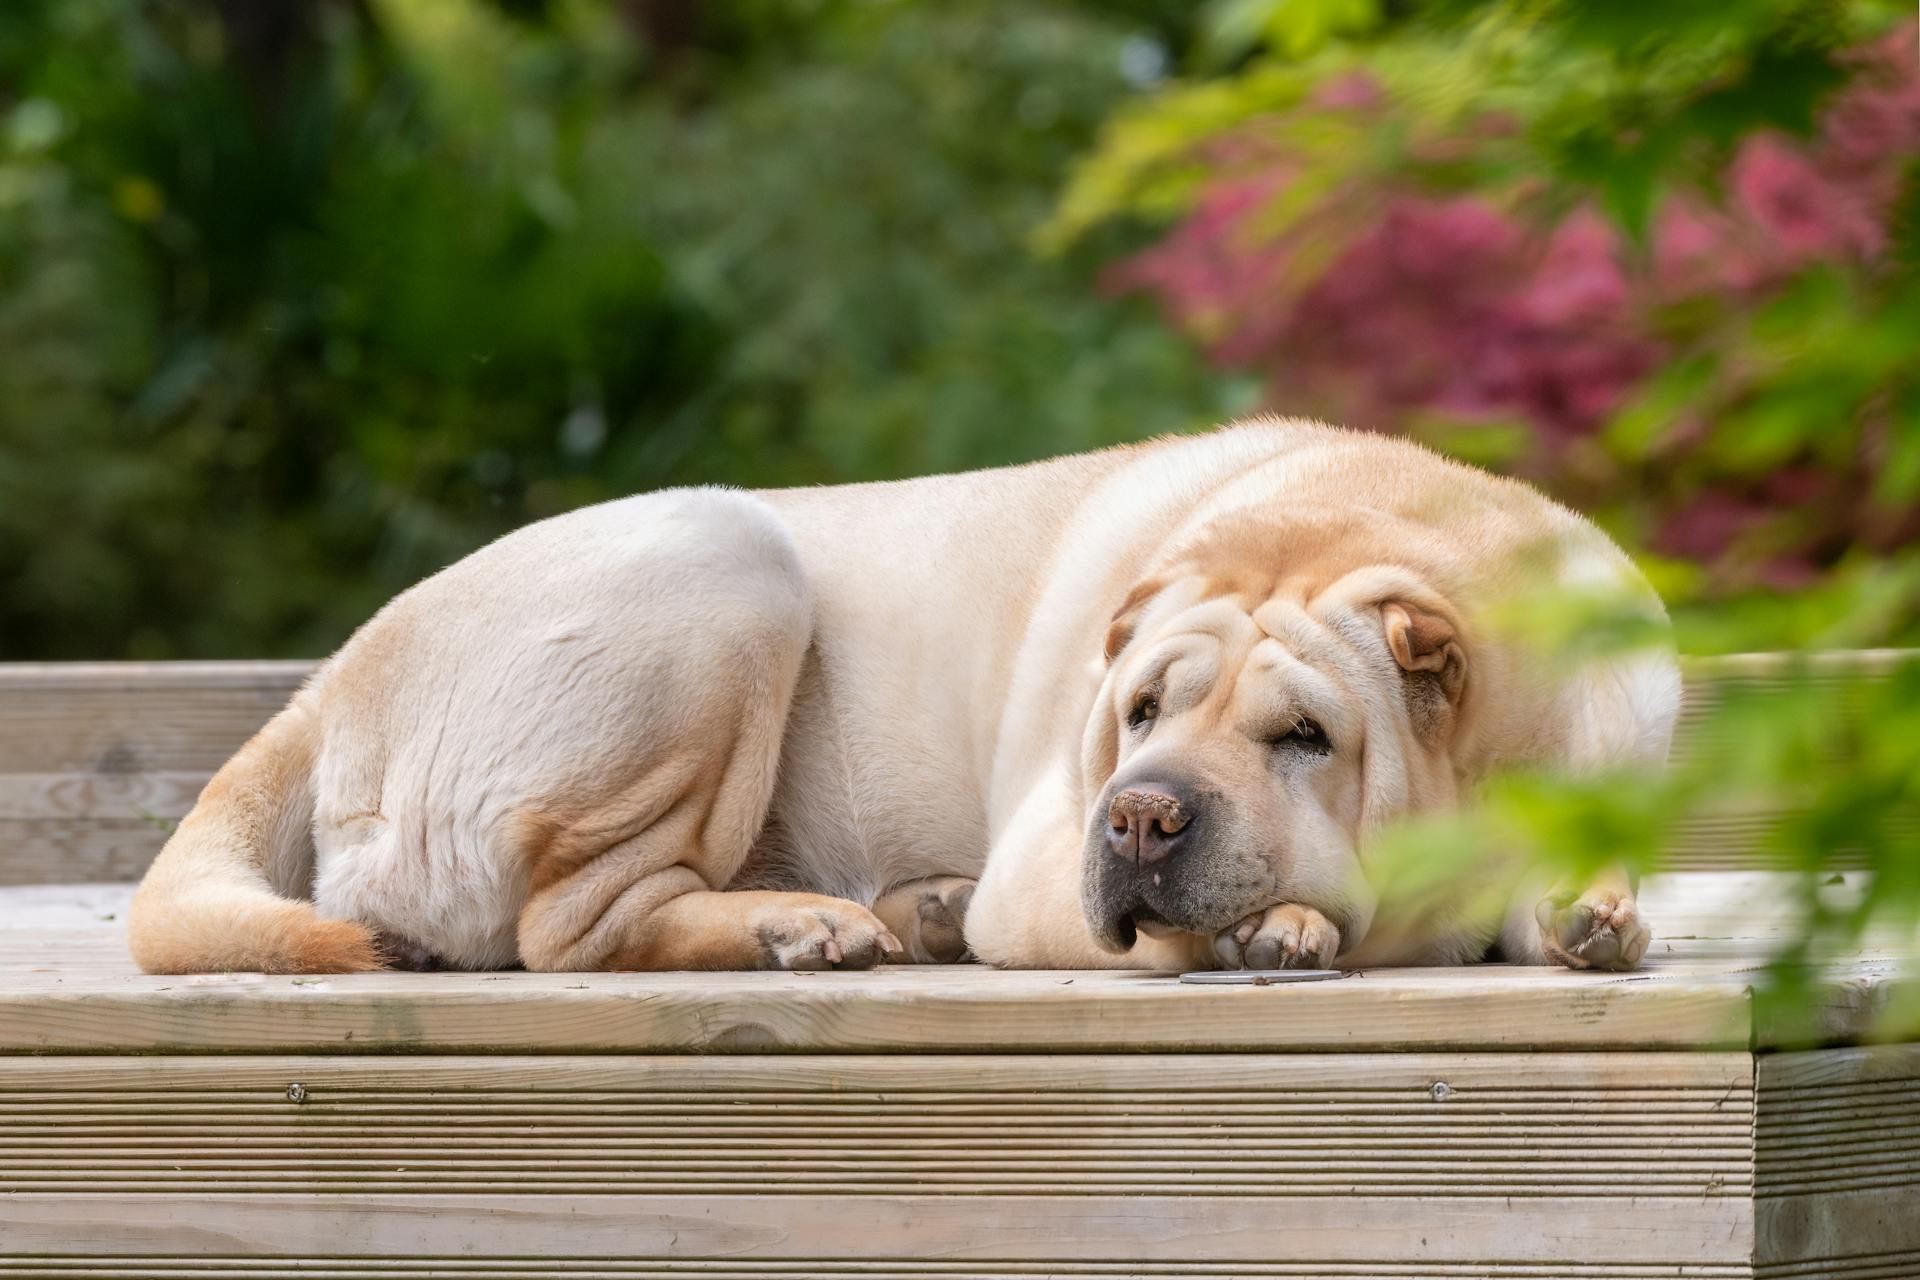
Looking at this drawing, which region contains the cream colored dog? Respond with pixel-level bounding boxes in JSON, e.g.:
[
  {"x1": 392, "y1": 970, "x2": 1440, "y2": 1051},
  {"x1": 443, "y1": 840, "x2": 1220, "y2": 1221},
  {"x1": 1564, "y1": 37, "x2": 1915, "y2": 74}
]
[{"x1": 128, "y1": 420, "x2": 1677, "y2": 975}]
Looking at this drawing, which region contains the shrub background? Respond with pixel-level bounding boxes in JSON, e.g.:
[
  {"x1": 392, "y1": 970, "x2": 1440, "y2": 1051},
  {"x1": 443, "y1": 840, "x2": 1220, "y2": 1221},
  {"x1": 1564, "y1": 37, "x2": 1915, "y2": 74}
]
[{"x1": 0, "y1": 0, "x2": 1239, "y2": 660}]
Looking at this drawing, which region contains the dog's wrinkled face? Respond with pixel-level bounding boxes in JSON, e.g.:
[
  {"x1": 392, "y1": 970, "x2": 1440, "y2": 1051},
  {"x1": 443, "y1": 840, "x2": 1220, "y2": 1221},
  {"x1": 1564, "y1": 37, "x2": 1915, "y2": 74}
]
[{"x1": 1080, "y1": 559, "x2": 1470, "y2": 957}]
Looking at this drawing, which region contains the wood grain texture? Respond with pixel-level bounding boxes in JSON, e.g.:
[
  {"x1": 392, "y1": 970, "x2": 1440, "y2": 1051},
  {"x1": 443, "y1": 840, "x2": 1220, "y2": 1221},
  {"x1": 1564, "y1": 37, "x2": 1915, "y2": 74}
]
[
  {"x1": 0, "y1": 661, "x2": 309, "y2": 773},
  {"x1": 0, "y1": 960, "x2": 1758, "y2": 1054},
  {"x1": 1755, "y1": 1045, "x2": 1920, "y2": 1273},
  {"x1": 0, "y1": 1186, "x2": 1753, "y2": 1266},
  {"x1": 0, "y1": 1050, "x2": 1910, "y2": 1274},
  {"x1": 0, "y1": 816, "x2": 176, "y2": 884},
  {"x1": 0, "y1": 1052, "x2": 1757, "y2": 1268},
  {"x1": 0, "y1": 954, "x2": 1913, "y2": 1272},
  {"x1": 0, "y1": 1053, "x2": 1756, "y2": 1198},
  {"x1": 0, "y1": 661, "x2": 304, "y2": 884},
  {"x1": 1, "y1": 651, "x2": 1913, "y2": 885},
  {"x1": 1756, "y1": 1255, "x2": 1920, "y2": 1280},
  {"x1": 5, "y1": 876, "x2": 1914, "y2": 1053}
]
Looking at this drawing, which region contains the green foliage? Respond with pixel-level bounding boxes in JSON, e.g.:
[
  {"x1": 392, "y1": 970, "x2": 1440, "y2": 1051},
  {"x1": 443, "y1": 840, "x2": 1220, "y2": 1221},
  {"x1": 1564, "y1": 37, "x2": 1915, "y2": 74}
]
[
  {"x1": 1065, "y1": 0, "x2": 1907, "y2": 238},
  {"x1": 1054, "y1": 0, "x2": 1920, "y2": 1012},
  {"x1": 1358, "y1": 626, "x2": 1920, "y2": 1039},
  {"x1": 0, "y1": 0, "x2": 1238, "y2": 658},
  {"x1": 1050, "y1": 1, "x2": 1920, "y2": 613},
  {"x1": 1198, "y1": 0, "x2": 1382, "y2": 66}
]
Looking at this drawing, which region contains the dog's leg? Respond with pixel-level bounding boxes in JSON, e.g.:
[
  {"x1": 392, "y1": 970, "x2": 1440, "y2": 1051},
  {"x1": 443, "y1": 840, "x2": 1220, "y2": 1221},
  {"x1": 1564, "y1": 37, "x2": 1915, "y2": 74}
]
[
  {"x1": 873, "y1": 876, "x2": 976, "y2": 963},
  {"x1": 1494, "y1": 646, "x2": 1673, "y2": 972},
  {"x1": 526, "y1": 873, "x2": 900, "y2": 971},
  {"x1": 491, "y1": 490, "x2": 895, "y2": 972}
]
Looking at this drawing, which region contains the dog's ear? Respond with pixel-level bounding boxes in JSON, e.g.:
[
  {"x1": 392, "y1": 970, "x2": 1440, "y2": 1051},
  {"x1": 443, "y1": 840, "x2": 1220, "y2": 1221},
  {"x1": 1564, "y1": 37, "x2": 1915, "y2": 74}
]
[
  {"x1": 1310, "y1": 564, "x2": 1471, "y2": 738},
  {"x1": 1103, "y1": 578, "x2": 1166, "y2": 662},
  {"x1": 1381, "y1": 601, "x2": 1465, "y2": 695},
  {"x1": 1381, "y1": 599, "x2": 1467, "y2": 733}
]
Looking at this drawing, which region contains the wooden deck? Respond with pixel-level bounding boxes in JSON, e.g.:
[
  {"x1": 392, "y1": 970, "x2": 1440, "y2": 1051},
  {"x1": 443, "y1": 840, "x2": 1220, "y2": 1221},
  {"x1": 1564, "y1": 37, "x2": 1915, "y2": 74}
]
[
  {"x1": 1, "y1": 875, "x2": 1908, "y2": 1055},
  {"x1": 1, "y1": 658, "x2": 1916, "y2": 1277}
]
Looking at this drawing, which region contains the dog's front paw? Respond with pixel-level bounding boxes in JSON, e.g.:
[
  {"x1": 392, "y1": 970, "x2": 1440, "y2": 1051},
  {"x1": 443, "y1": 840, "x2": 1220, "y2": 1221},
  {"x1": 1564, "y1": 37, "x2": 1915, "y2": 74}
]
[
  {"x1": 1213, "y1": 903, "x2": 1340, "y2": 970},
  {"x1": 1535, "y1": 890, "x2": 1650, "y2": 971},
  {"x1": 752, "y1": 899, "x2": 901, "y2": 972}
]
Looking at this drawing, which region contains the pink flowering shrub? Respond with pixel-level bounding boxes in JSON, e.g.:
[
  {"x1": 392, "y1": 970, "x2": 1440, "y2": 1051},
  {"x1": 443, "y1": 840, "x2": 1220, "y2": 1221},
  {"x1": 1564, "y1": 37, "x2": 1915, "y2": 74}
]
[{"x1": 1110, "y1": 22, "x2": 1920, "y2": 588}]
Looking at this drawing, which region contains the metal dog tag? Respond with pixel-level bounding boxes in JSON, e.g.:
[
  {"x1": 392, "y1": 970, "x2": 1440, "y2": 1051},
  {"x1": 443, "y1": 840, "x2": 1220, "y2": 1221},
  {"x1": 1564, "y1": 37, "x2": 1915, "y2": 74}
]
[{"x1": 1179, "y1": 969, "x2": 1342, "y2": 984}]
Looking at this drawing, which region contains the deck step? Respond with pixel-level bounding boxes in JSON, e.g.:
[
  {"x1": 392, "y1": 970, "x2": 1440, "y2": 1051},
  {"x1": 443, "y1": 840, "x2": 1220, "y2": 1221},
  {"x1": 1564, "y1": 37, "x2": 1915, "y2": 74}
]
[{"x1": 0, "y1": 656, "x2": 1915, "y2": 1274}]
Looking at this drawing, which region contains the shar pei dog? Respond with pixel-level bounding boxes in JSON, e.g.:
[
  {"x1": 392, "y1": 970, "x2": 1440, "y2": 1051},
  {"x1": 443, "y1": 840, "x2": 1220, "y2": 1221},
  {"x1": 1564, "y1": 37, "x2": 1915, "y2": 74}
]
[{"x1": 129, "y1": 419, "x2": 1677, "y2": 975}]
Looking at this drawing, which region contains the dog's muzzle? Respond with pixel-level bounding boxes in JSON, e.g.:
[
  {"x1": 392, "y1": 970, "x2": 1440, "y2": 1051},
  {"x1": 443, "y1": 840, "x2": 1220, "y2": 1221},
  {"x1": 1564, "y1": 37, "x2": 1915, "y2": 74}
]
[{"x1": 1083, "y1": 776, "x2": 1225, "y2": 951}]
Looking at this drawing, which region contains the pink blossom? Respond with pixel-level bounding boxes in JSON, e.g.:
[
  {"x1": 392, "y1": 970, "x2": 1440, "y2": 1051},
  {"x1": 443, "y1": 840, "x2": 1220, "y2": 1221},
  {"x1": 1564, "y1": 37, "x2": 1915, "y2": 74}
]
[
  {"x1": 1823, "y1": 24, "x2": 1920, "y2": 176},
  {"x1": 1730, "y1": 134, "x2": 1884, "y2": 262},
  {"x1": 1112, "y1": 19, "x2": 1918, "y2": 576},
  {"x1": 1313, "y1": 72, "x2": 1383, "y2": 110},
  {"x1": 1654, "y1": 491, "x2": 1773, "y2": 562},
  {"x1": 1517, "y1": 210, "x2": 1630, "y2": 326},
  {"x1": 1652, "y1": 198, "x2": 1744, "y2": 294},
  {"x1": 1124, "y1": 191, "x2": 1657, "y2": 438}
]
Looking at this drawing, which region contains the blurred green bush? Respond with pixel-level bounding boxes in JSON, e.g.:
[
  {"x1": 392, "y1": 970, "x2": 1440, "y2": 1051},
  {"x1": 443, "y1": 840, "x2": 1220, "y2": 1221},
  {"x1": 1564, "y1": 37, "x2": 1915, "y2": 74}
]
[
  {"x1": 0, "y1": 0, "x2": 1236, "y2": 658},
  {"x1": 1047, "y1": 0, "x2": 1919, "y2": 1022}
]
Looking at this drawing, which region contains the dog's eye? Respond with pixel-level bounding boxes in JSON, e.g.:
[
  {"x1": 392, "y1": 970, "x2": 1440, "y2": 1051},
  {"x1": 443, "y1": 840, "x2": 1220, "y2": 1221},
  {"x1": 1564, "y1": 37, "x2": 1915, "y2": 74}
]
[
  {"x1": 1126, "y1": 695, "x2": 1160, "y2": 731},
  {"x1": 1272, "y1": 717, "x2": 1330, "y2": 753}
]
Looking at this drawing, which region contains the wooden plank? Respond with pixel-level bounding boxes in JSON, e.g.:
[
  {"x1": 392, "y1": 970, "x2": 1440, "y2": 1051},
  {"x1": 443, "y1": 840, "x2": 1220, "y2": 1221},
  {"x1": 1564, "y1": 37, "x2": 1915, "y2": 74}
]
[
  {"x1": 0, "y1": 1052, "x2": 1756, "y2": 1269},
  {"x1": 0, "y1": 772, "x2": 207, "y2": 820},
  {"x1": 0, "y1": 661, "x2": 310, "y2": 773},
  {"x1": 0, "y1": 1048, "x2": 1756, "y2": 1090},
  {"x1": 6, "y1": 878, "x2": 1911, "y2": 1054},
  {"x1": 0, "y1": 1053, "x2": 1754, "y2": 1195},
  {"x1": 1665, "y1": 650, "x2": 1917, "y2": 876},
  {"x1": 0, "y1": 817, "x2": 178, "y2": 884},
  {"x1": 1753, "y1": 1045, "x2": 1920, "y2": 1274},
  {"x1": 0, "y1": 963, "x2": 1758, "y2": 1054},
  {"x1": 0, "y1": 1194, "x2": 1756, "y2": 1268},
  {"x1": 0, "y1": 662, "x2": 305, "y2": 884},
  {"x1": 5, "y1": 876, "x2": 1909, "y2": 1054},
  {"x1": 1756, "y1": 1041, "x2": 1920, "y2": 1091},
  {"x1": 6, "y1": 1051, "x2": 1915, "y2": 1275}
]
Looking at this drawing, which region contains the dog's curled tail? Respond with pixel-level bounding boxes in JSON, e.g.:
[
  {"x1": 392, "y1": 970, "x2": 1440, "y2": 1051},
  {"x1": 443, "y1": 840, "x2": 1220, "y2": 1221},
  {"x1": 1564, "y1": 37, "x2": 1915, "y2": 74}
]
[{"x1": 127, "y1": 694, "x2": 383, "y2": 974}]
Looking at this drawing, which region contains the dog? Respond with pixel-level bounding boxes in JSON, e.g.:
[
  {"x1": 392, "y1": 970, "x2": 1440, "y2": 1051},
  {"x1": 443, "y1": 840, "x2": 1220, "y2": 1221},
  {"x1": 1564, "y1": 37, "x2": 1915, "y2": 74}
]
[{"x1": 128, "y1": 419, "x2": 1677, "y2": 975}]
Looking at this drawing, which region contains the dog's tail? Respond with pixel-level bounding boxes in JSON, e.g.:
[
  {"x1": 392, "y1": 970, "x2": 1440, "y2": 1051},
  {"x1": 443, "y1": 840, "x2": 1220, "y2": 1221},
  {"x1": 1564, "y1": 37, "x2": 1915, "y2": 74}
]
[{"x1": 127, "y1": 693, "x2": 383, "y2": 974}]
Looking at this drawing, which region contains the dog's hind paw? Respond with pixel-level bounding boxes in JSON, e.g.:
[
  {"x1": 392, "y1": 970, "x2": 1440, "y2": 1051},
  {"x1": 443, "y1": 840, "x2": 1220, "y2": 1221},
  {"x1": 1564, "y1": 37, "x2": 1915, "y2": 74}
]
[{"x1": 873, "y1": 876, "x2": 975, "y2": 964}]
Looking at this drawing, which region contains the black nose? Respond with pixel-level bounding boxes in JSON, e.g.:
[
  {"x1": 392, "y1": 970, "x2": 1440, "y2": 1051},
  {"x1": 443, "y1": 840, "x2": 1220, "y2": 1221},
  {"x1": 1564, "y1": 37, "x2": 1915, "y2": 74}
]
[{"x1": 1106, "y1": 784, "x2": 1194, "y2": 865}]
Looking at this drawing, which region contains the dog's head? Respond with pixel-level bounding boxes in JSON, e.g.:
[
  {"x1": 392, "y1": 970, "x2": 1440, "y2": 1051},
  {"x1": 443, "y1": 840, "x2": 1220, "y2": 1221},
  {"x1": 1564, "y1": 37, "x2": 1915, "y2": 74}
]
[{"x1": 1079, "y1": 516, "x2": 1477, "y2": 956}]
